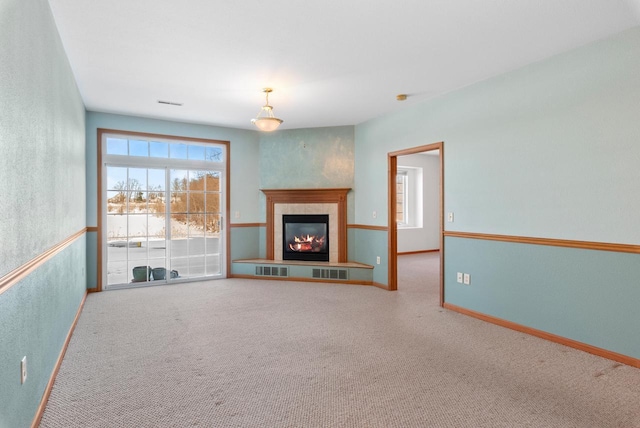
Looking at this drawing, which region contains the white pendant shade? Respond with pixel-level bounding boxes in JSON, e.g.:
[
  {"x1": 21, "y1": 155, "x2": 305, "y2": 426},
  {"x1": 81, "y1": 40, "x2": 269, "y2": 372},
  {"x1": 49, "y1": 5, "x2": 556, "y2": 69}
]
[
  {"x1": 252, "y1": 116, "x2": 283, "y2": 132},
  {"x1": 251, "y1": 88, "x2": 283, "y2": 132}
]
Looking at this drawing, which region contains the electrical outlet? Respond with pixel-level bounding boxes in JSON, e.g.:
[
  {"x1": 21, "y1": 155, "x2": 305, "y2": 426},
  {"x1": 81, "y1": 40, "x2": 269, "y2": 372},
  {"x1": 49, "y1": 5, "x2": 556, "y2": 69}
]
[
  {"x1": 21, "y1": 356, "x2": 27, "y2": 384},
  {"x1": 376, "y1": 256, "x2": 381, "y2": 265},
  {"x1": 457, "y1": 272, "x2": 463, "y2": 283},
  {"x1": 463, "y1": 273, "x2": 470, "y2": 285}
]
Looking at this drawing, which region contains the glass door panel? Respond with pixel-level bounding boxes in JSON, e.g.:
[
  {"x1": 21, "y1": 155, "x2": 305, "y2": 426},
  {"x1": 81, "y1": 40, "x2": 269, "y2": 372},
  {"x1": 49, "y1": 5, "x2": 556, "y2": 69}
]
[
  {"x1": 103, "y1": 137, "x2": 225, "y2": 289},
  {"x1": 167, "y1": 169, "x2": 223, "y2": 280},
  {"x1": 106, "y1": 166, "x2": 167, "y2": 287}
]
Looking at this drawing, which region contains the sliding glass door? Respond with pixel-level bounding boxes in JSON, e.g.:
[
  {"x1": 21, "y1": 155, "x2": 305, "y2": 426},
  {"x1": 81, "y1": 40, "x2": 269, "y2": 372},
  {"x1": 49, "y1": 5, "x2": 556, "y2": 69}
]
[
  {"x1": 102, "y1": 133, "x2": 226, "y2": 289},
  {"x1": 168, "y1": 169, "x2": 222, "y2": 280},
  {"x1": 105, "y1": 166, "x2": 168, "y2": 286}
]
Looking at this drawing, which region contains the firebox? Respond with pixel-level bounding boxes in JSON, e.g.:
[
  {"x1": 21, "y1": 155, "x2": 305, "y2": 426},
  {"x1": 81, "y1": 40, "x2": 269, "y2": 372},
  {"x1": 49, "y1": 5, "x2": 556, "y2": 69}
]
[{"x1": 282, "y1": 214, "x2": 329, "y2": 262}]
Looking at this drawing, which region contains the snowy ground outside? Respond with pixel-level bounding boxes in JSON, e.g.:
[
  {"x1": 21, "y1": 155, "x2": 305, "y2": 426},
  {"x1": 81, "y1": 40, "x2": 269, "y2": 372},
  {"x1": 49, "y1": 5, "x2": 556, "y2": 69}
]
[
  {"x1": 106, "y1": 213, "x2": 193, "y2": 239},
  {"x1": 105, "y1": 213, "x2": 221, "y2": 286}
]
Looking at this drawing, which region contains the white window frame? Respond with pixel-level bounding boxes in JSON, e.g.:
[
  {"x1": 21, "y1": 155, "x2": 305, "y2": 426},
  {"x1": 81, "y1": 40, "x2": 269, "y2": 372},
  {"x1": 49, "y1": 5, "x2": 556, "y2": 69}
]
[
  {"x1": 100, "y1": 131, "x2": 228, "y2": 289},
  {"x1": 397, "y1": 166, "x2": 423, "y2": 229},
  {"x1": 396, "y1": 171, "x2": 409, "y2": 226}
]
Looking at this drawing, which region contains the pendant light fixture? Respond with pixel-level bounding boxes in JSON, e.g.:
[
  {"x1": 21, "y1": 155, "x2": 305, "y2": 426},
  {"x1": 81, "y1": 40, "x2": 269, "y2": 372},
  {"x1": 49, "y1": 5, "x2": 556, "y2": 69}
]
[{"x1": 251, "y1": 88, "x2": 283, "y2": 132}]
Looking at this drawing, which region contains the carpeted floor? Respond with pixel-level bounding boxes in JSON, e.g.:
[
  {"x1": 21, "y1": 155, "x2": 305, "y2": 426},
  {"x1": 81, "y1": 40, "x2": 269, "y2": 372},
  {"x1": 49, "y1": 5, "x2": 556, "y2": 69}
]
[{"x1": 40, "y1": 253, "x2": 640, "y2": 427}]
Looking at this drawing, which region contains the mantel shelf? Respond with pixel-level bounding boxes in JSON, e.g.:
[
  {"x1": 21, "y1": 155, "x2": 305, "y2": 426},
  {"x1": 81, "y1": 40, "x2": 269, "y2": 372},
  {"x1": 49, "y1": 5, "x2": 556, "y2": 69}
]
[{"x1": 233, "y1": 259, "x2": 373, "y2": 269}]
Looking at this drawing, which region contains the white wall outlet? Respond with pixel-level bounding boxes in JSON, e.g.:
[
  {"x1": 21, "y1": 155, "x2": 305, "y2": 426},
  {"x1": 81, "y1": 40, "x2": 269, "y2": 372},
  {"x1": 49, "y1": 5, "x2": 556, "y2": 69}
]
[
  {"x1": 21, "y1": 356, "x2": 27, "y2": 384},
  {"x1": 447, "y1": 212, "x2": 454, "y2": 222},
  {"x1": 463, "y1": 273, "x2": 470, "y2": 285},
  {"x1": 457, "y1": 272, "x2": 463, "y2": 283},
  {"x1": 376, "y1": 256, "x2": 381, "y2": 265},
  {"x1": 372, "y1": 211, "x2": 377, "y2": 219},
  {"x1": 234, "y1": 211, "x2": 240, "y2": 219}
]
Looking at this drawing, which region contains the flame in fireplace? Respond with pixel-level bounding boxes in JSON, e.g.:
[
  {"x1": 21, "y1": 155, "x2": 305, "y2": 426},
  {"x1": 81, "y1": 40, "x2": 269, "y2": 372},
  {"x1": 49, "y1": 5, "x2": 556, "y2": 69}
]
[{"x1": 288, "y1": 234, "x2": 325, "y2": 252}]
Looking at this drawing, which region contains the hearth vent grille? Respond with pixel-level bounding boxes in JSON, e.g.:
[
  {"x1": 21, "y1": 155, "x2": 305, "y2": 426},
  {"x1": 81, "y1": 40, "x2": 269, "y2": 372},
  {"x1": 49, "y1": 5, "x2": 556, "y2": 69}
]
[
  {"x1": 255, "y1": 266, "x2": 289, "y2": 277},
  {"x1": 312, "y1": 268, "x2": 348, "y2": 280}
]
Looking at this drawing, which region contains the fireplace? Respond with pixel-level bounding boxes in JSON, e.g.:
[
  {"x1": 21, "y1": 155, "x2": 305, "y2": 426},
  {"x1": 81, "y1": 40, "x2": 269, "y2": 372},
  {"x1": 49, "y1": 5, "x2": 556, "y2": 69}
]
[
  {"x1": 262, "y1": 188, "x2": 350, "y2": 263},
  {"x1": 282, "y1": 214, "x2": 329, "y2": 262}
]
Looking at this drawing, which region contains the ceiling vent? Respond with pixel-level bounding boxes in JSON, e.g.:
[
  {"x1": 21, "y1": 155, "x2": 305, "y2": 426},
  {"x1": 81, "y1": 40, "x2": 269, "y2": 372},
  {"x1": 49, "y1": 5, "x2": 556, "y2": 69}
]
[{"x1": 157, "y1": 100, "x2": 183, "y2": 106}]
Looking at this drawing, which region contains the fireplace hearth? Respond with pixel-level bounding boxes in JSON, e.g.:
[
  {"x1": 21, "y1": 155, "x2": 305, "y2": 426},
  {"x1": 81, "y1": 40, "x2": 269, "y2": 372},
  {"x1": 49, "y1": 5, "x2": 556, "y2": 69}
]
[
  {"x1": 282, "y1": 214, "x2": 329, "y2": 262},
  {"x1": 235, "y1": 189, "x2": 373, "y2": 285}
]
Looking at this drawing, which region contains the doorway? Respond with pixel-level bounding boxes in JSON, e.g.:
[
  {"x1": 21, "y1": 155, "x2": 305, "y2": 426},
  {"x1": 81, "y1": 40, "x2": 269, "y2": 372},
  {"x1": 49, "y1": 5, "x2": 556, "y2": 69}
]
[
  {"x1": 98, "y1": 130, "x2": 229, "y2": 290},
  {"x1": 388, "y1": 142, "x2": 443, "y2": 305}
]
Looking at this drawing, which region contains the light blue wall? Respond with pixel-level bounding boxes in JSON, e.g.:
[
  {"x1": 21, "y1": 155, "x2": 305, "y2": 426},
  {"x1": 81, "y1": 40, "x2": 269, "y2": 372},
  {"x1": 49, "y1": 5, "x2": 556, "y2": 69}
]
[
  {"x1": 352, "y1": 229, "x2": 388, "y2": 284},
  {"x1": 259, "y1": 126, "x2": 355, "y2": 222},
  {"x1": 0, "y1": 0, "x2": 87, "y2": 426},
  {"x1": 85, "y1": 232, "x2": 98, "y2": 289},
  {"x1": 355, "y1": 27, "x2": 640, "y2": 358},
  {"x1": 0, "y1": 0, "x2": 86, "y2": 276},
  {"x1": 260, "y1": 126, "x2": 354, "y2": 189},
  {"x1": 357, "y1": 27, "x2": 640, "y2": 240},
  {"x1": 0, "y1": 241, "x2": 86, "y2": 428},
  {"x1": 445, "y1": 237, "x2": 640, "y2": 358},
  {"x1": 230, "y1": 227, "x2": 262, "y2": 261}
]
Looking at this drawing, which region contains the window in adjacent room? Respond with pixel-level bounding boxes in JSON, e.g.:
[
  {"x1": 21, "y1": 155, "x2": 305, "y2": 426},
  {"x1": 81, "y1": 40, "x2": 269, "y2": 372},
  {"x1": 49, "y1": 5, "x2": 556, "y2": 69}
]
[
  {"x1": 396, "y1": 167, "x2": 423, "y2": 228},
  {"x1": 396, "y1": 171, "x2": 408, "y2": 225}
]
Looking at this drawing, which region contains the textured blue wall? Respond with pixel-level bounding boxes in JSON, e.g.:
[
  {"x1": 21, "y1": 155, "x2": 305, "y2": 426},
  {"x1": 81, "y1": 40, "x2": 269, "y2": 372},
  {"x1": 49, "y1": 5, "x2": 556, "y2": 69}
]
[
  {"x1": 355, "y1": 27, "x2": 640, "y2": 358},
  {"x1": 86, "y1": 232, "x2": 98, "y2": 289},
  {"x1": 0, "y1": 0, "x2": 86, "y2": 276},
  {"x1": 230, "y1": 227, "x2": 262, "y2": 261},
  {"x1": 0, "y1": 0, "x2": 87, "y2": 425},
  {"x1": 356, "y1": 28, "x2": 640, "y2": 240},
  {"x1": 0, "y1": 240, "x2": 86, "y2": 428},
  {"x1": 445, "y1": 237, "x2": 640, "y2": 358},
  {"x1": 259, "y1": 126, "x2": 355, "y2": 222},
  {"x1": 260, "y1": 126, "x2": 354, "y2": 189},
  {"x1": 351, "y1": 229, "x2": 388, "y2": 285}
]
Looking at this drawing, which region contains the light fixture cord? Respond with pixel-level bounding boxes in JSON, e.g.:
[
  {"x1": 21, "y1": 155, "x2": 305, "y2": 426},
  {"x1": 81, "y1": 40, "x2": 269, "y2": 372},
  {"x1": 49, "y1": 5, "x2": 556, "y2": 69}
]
[{"x1": 255, "y1": 89, "x2": 277, "y2": 119}]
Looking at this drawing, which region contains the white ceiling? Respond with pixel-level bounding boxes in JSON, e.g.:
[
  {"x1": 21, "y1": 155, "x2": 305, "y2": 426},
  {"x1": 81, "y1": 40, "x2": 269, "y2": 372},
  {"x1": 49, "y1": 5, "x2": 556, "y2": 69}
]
[{"x1": 48, "y1": 0, "x2": 640, "y2": 131}]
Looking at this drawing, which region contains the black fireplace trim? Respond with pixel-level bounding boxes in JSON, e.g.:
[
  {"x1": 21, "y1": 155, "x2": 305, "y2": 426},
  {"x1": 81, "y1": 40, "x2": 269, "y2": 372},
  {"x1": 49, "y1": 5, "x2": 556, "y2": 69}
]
[{"x1": 282, "y1": 214, "x2": 330, "y2": 262}]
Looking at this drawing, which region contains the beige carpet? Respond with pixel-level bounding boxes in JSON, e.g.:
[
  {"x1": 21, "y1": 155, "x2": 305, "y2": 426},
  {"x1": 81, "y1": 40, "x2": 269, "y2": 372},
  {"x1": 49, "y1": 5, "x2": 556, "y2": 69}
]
[{"x1": 40, "y1": 253, "x2": 640, "y2": 427}]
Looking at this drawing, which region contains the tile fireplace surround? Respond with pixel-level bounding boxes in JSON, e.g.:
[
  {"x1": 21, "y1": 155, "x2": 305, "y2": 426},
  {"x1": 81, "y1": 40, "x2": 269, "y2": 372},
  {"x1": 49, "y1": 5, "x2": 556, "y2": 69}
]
[{"x1": 261, "y1": 188, "x2": 350, "y2": 263}]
